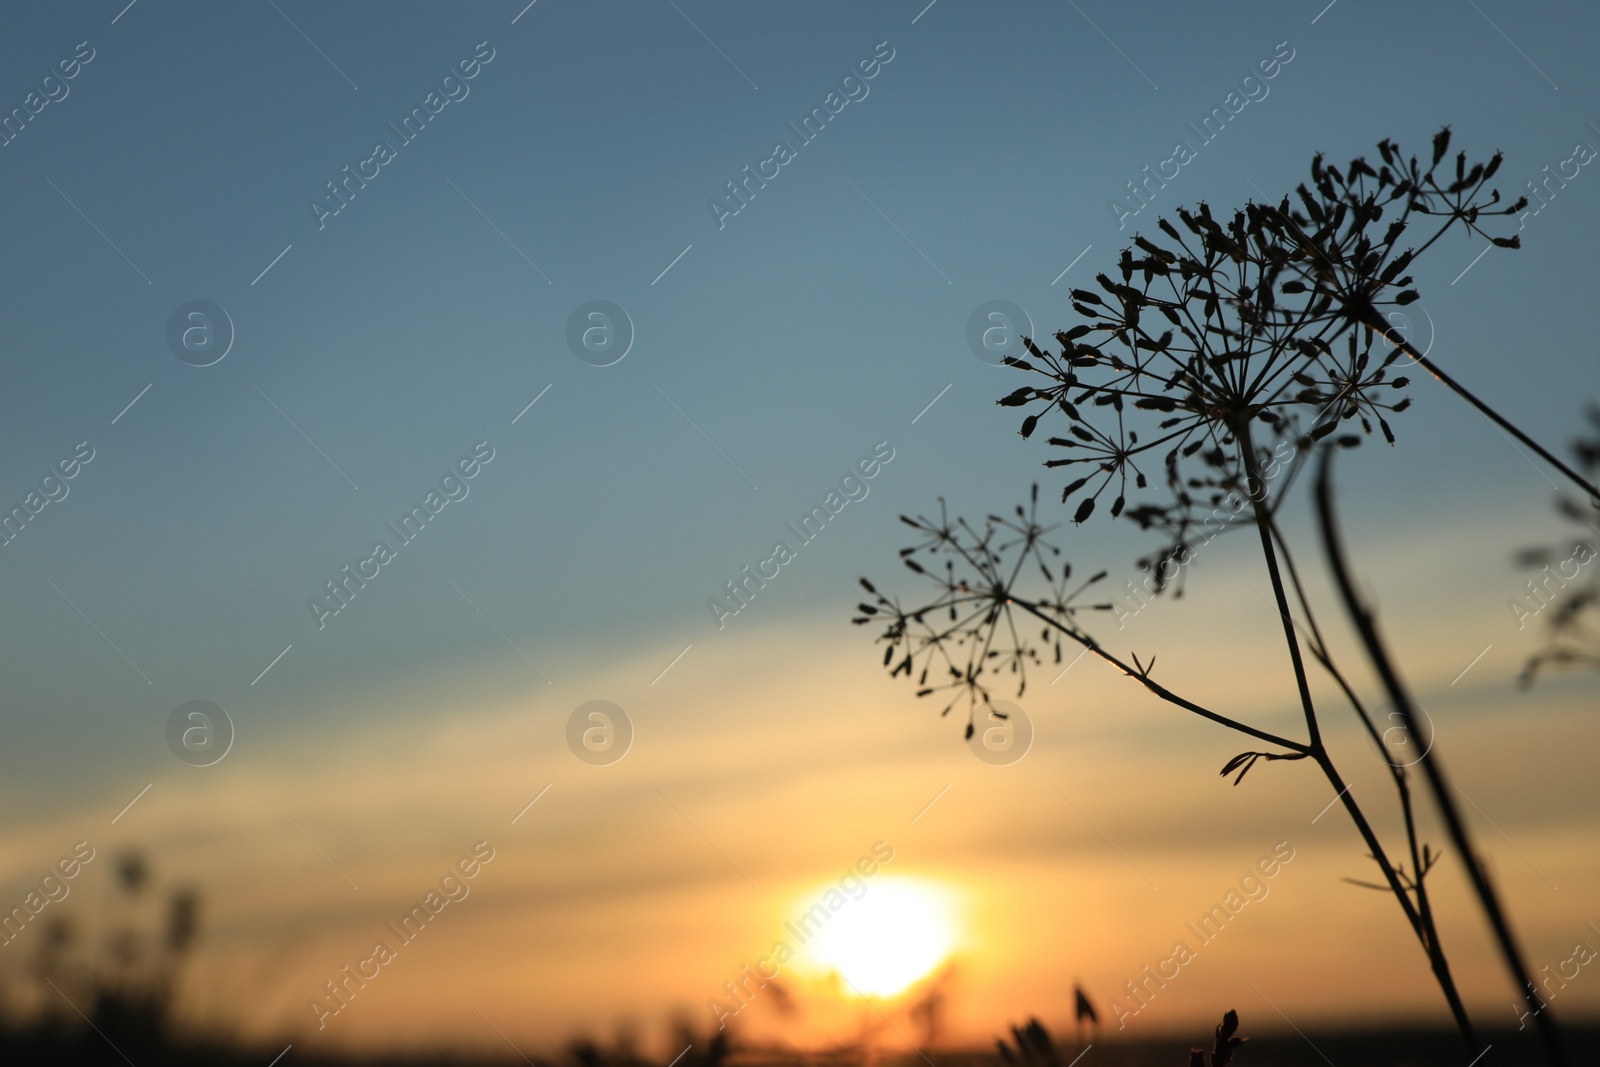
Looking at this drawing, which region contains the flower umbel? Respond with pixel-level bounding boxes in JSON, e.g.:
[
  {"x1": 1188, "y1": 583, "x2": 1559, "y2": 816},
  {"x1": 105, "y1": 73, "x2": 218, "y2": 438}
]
[{"x1": 998, "y1": 131, "x2": 1525, "y2": 574}]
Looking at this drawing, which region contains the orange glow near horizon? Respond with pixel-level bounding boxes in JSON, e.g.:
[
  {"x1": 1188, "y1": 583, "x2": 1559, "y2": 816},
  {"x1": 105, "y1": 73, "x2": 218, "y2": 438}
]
[{"x1": 12, "y1": 625, "x2": 1598, "y2": 1055}]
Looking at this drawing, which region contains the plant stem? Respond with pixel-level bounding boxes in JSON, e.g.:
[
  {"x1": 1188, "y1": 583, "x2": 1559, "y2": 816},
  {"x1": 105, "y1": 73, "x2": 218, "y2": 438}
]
[
  {"x1": 1265, "y1": 519, "x2": 1478, "y2": 1050},
  {"x1": 1239, "y1": 423, "x2": 1481, "y2": 1051},
  {"x1": 1363, "y1": 310, "x2": 1600, "y2": 502},
  {"x1": 1013, "y1": 574, "x2": 1480, "y2": 1049},
  {"x1": 1314, "y1": 449, "x2": 1567, "y2": 1067},
  {"x1": 1005, "y1": 597, "x2": 1307, "y2": 754},
  {"x1": 1237, "y1": 421, "x2": 1323, "y2": 749},
  {"x1": 1394, "y1": 765, "x2": 1477, "y2": 1051},
  {"x1": 1306, "y1": 750, "x2": 1477, "y2": 1048}
]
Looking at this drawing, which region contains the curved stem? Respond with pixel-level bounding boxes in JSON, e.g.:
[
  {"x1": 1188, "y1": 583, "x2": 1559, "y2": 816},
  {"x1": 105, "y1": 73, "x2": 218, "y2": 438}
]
[
  {"x1": 1005, "y1": 597, "x2": 1308, "y2": 754},
  {"x1": 1315, "y1": 449, "x2": 1566, "y2": 1067}
]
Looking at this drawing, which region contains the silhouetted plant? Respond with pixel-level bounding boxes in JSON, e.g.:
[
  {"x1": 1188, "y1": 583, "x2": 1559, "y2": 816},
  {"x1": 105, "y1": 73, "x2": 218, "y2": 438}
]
[
  {"x1": 571, "y1": 1036, "x2": 606, "y2": 1067},
  {"x1": 1314, "y1": 452, "x2": 1569, "y2": 1067},
  {"x1": 667, "y1": 1016, "x2": 729, "y2": 1067},
  {"x1": 996, "y1": 1016, "x2": 1059, "y2": 1067},
  {"x1": 853, "y1": 487, "x2": 1469, "y2": 1045},
  {"x1": 1188, "y1": 1009, "x2": 1246, "y2": 1067},
  {"x1": 1519, "y1": 404, "x2": 1600, "y2": 685},
  {"x1": 854, "y1": 132, "x2": 1580, "y2": 1064},
  {"x1": 19, "y1": 849, "x2": 205, "y2": 1061},
  {"x1": 113, "y1": 852, "x2": 148, "y2": 896},
  {"x1": 908, "y1": 964, "x2": 951, "y2": 1047}
]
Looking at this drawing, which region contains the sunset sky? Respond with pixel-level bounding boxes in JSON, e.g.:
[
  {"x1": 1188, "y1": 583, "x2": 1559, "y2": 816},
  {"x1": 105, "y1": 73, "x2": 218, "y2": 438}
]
[{"x1": 0, "y1": 0, "x2": 1597, "y2": 1059}]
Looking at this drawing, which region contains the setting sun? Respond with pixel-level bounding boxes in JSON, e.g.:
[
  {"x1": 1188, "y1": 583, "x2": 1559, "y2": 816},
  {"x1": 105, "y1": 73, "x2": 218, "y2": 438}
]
[{"x1": 800, "y1": 878, "x2": 959, "y2": 998}]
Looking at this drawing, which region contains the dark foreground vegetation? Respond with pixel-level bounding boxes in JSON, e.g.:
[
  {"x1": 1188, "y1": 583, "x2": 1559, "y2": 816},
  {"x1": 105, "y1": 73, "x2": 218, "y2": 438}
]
[{"x1": 1, "y1": 1013, "x2": 1598, "y2": 1067}]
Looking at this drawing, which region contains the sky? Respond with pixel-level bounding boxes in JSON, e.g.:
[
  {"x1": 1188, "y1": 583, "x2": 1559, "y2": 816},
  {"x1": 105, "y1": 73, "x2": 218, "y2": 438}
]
[{"x1": 0, "y1": 0, "x2": 1597, "y2": 1058}]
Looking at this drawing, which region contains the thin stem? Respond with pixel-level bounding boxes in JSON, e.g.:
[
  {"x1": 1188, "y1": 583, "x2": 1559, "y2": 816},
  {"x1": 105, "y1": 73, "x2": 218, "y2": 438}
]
[
  {"x1": 1363, "y1": 309, "x2": 1600, "y2": 501},
  {"x1": 1013, "y1": 516, "x2": 1479, "y2": 1048},
  {"x1": 1239, "y1": 424, "x2": 1481, "y2": 1050},
  {"x1": 1314, "y1": 449, "x2": 1566, "y2": 1067},
  {"x1": 1265, "y1": 522, "x2": 1374, "y2": 739},
  {"x1": 1307, "y1": 752, "x2": 1424, "y2": 934},
  {"x1": 1310, "y1": 750, "x2": 1479, "y2": 1051},
  {"x1": 1266, "y1": 519, "x2": 1477, "y2": 1048},
  {"x1": 1238, "y1": 420, "x2": 1323, "y2": 750},
  {"x1": 1021, "y1": 582, "x2": 1480, "y2": 1047},
  {"x1": 1004, "y1": 597, "x2": 1308, "y2": 754}
]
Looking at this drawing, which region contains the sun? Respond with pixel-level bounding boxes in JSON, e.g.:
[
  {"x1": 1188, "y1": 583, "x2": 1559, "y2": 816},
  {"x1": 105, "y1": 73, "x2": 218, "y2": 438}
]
[{"x1": 800, "y1": 878, "x2": 958, "y2": 998}]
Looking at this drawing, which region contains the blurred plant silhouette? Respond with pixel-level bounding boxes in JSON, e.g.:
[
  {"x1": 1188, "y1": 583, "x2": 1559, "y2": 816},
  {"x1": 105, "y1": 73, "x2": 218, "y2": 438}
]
[
  {"x1": 668, "y1": 1014, "x2": 731, "y2": 1067},
  {"x1": 1188, "y1": 1009, "x2": 1246, "y2": 1067},
  {"x1": 854, "y1": 131, "x2": 1576, "y2": 1065},
  {"x1": 1519, "y1": 404, "x2": 1600, "y2": 685},
  {"x1": 908, "y1": 991, "x2": 944, "y2": 1051},
  {"x1": 996, "y1": 1017, "x2": 1059, "y2": 1067},
  {"x1": 996, "y1": 1010, "x2": 1246, "y2": 1066},
  {"x1": 13, "y1": 848, "x2": 202, "y2": 1064}
]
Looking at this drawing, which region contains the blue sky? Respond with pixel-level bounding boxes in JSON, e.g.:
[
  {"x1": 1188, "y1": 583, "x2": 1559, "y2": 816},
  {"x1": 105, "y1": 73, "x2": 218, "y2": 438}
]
[{"x1": 0, "y1": 0, "x2": 1596, "y2": 1051}]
